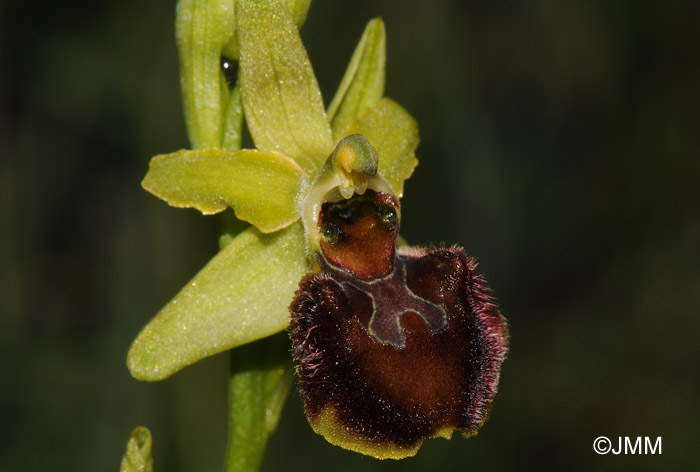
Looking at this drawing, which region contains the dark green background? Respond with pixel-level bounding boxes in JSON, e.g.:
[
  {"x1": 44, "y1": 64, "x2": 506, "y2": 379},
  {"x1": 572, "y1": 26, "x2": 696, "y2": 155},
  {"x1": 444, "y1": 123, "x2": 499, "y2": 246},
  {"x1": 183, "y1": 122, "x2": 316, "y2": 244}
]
[{"x1": 2, "y1": 0, "x2": 699, "y2": 470}]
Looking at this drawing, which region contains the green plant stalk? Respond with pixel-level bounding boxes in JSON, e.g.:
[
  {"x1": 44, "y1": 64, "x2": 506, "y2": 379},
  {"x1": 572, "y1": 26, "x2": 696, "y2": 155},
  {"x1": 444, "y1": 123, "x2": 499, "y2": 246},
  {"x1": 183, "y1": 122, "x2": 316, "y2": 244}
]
[
  {"x1": 223, "y1": 334, "x2": 294, "y2": 472},
  {"x1": 214, "y1": 67, "x2": 291, "y2": 472},
  {"x1": 217, "y1": 204, "x2": 294, "y2": 472},
  {"x1": 177, "y1": 0, "x2": 294, "y2": 461}
]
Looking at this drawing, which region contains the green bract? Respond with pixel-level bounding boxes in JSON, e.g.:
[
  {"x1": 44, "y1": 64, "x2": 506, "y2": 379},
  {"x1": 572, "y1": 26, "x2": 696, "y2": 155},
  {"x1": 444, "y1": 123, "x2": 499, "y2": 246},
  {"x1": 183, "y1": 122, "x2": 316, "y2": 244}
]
[
  {"x1": 120, "y1": 427, "x2": 154, "y2": 472},
  {"x1": 128, "y1": 0, "x2": 419, "y2": 381}
]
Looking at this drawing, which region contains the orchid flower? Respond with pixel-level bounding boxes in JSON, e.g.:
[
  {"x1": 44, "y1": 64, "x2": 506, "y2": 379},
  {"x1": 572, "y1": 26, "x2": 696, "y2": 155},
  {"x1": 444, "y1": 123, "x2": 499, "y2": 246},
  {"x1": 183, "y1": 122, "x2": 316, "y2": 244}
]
[{"x1": 122, "y1": 0, "x2": 507, "y2": 467}]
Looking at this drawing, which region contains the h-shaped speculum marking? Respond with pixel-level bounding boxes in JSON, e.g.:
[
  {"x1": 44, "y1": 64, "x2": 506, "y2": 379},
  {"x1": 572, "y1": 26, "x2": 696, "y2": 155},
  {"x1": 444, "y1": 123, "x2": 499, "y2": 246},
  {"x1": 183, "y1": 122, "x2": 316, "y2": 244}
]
[{"x1": 323, "y1": 256, "x2": 449, "y2": 349}]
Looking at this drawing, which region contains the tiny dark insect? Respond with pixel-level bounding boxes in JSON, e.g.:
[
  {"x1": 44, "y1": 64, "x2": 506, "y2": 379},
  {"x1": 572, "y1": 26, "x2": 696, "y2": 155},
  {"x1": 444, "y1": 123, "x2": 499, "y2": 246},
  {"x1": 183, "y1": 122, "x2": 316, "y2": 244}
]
[{"x1": 289, "y1": 189, "x2": 508, "y2": 459}]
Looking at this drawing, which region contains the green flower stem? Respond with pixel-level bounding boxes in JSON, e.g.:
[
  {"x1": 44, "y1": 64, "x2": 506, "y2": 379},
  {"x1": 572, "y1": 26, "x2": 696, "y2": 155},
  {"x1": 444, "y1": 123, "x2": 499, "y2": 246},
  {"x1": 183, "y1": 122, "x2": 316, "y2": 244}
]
[
  {"x1": 217, "y1": 210, "x2": 295, "y2": 472},
  {"x1": 216, "y1": 65, "x2": 291, "y2": 472},
  {"x1": 223, "y1": 333, "x2": 294, "y2": 472},
  {"x1": 221, "y1": 84, "x2": 243, "y2": 152},
  {"x1": 176, "y1": 0, "x2": 236, "y2": 149},
  {"x1": 179, "y1": 0, "x2": 295, "y2": 460}
]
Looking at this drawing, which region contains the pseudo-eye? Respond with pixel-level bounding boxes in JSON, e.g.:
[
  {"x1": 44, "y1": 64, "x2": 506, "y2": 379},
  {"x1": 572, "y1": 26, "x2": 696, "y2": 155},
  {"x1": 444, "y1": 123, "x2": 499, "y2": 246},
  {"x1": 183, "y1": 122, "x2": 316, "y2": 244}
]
[{"x1": 290, "y1": 186, "x2": 509, "y2": 459}]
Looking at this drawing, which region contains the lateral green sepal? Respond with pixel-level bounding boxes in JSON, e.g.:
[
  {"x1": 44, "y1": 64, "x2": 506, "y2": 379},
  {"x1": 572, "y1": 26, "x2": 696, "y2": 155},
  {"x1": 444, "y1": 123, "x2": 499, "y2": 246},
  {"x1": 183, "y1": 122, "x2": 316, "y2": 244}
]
[{"x1": 127, "y1": 222, "x2": 309, "y2": 381}]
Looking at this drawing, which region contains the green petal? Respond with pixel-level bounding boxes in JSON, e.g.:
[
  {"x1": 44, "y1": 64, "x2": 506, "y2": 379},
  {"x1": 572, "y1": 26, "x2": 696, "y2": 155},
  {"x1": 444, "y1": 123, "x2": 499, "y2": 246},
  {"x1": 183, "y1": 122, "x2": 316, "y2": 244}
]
[
  {"x1": 176, "y1": 0, "x2": 237, "y2": 149},
  {"x1": 237, "y1": 0, "x2": 333, "y2": 175},
  {"x1": 127, "y1": 222, "x2": 309, "y2": 381},
  {"x1": 327, "y1": 18, "x2": 386, "y2": 140},
  {"x1": 142, "y1": 148, "x2": 306, "y2": 233},
  {"x1": 341, "y1": 98, "x2": 419, "y2": 197},
  {"x1": 120, "y1": 427, "x2": 154, "y2": 472}
]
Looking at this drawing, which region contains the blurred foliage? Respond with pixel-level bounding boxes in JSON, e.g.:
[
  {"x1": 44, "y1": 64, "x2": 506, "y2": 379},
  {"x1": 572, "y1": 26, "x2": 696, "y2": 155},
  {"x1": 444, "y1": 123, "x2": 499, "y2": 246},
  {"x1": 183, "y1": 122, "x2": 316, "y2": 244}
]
[{"x1": 2, "y1": 0, "x2": 699, "y2": 471}]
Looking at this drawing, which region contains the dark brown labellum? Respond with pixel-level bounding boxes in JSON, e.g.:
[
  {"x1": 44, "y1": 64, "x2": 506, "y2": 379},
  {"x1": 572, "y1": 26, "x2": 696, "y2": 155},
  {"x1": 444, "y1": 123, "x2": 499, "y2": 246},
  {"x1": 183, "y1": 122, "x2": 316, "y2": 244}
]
[{"x1": 290, "y1": 190, "x2": 508, "y2": 459}]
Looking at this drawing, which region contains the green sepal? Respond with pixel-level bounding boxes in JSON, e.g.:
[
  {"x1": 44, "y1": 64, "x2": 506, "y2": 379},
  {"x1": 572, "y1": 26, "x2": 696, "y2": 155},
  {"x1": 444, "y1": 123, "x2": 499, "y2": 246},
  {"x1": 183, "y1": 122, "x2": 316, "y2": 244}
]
[
  {"x1": 287, "y1": 0, "x2": 313, "y2": 29},
  {"x1": 237, "y1": 0, "x2": 333, "y2": 176},
  {"x1": 176, "y1": 0, "x2": 237, "y2": 149},
  {"x1": 220, "y1": 0, "x2": 313, "y2": 60},
  {"x1": 120, "y1": 427, "x2": 154, "y2": 472},
  {"x1": 341, "y1": 98, "x2": 419, "y2": 197},
  {"x1": 327, "y1": 18, "x2": 386, "y2": 140},
  {"x1": 127, "y1": 222, "x2": 309, "y2": 381},
  {"x1": 142, "y1": 148, "x2": 306, "y2": 233}
]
